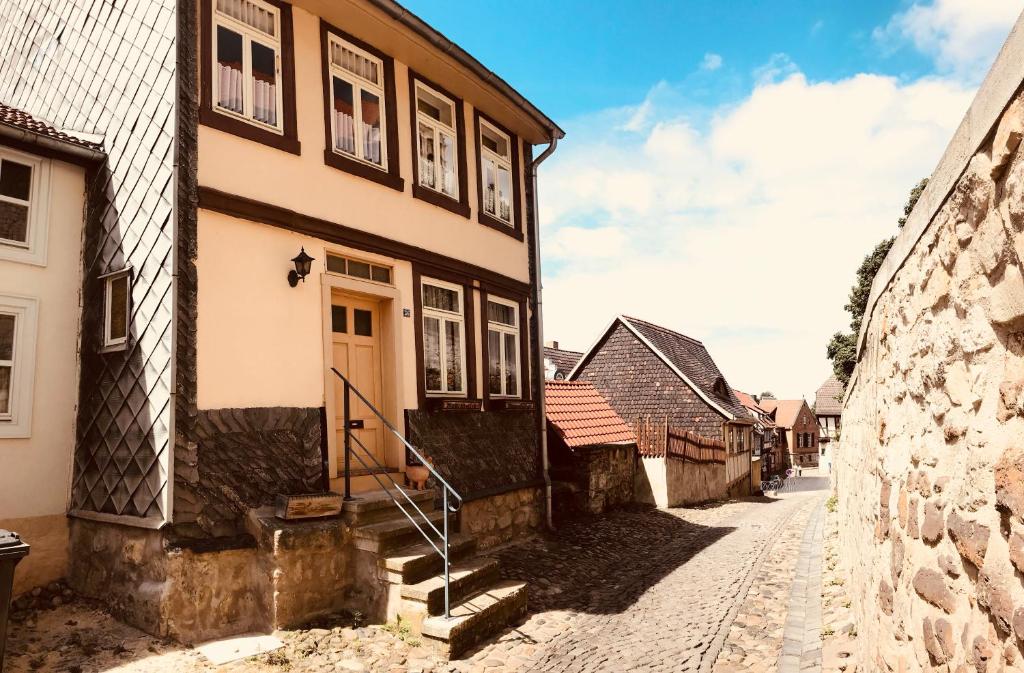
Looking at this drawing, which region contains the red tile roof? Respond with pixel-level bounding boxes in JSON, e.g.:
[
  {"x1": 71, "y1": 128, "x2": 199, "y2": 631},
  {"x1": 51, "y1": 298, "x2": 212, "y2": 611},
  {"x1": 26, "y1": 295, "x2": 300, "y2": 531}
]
[
  {"x1": 0, "y1": 102, "x2": 103, "y2": 152},
  {"x1": 760, "y1": 399, "x2": 809, "y2": 429},
  {"x1": 545, "y1": 380, "x2": 635, "y2": 448}
]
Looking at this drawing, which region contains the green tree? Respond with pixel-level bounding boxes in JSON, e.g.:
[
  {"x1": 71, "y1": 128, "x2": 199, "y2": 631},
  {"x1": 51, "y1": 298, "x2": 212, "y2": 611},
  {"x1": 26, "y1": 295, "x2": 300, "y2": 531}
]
[{"x1": 826, "y1": 179, "x2": 927, "y2": 385}]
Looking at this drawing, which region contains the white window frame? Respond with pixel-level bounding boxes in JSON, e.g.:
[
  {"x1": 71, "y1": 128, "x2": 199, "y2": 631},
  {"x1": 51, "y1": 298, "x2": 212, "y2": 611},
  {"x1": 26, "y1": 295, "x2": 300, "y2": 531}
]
[
  {"x1": 0, "y1": 295, "x2": 38, "y2": 438},
  {"x1": 212, "y1": 0, "x2": 285, "y2": 134},
  {"x1": 414, "y1": 80, "x2": 459, "y2": 200},
  {"x1": 486, "y1": 295, "x2": 521, "y2": 399},
  {"x1": 421, "y1": 277, "x2": 467, "y2": 397},
  {"x1": 327, "y1": 33, "x2": 388, "y2": 171},
  {"x1": 0, "y1": 148, "x2": 50, "y2": 267},
  {"x1": 101, "y1": 268, "x2": 132, "y2": 351},
  {"x1": 478, "y1": 119, "x2": 514, "y2": 225}
]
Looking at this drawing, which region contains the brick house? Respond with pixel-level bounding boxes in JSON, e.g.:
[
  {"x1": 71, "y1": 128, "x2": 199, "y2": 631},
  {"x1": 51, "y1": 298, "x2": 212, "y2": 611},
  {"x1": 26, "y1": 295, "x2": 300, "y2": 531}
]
[
  {"x1": 733, "y1": 389, "x2": 779, "y2": 475},
  {"x1": 570, "y1": 316, "x2": 754, "y2": 450},
  {"x1": 0, "y1": 0, "x2": 563, "y2": 654},
  {"x1": 759, "y1": 399, "x2": 819, "y2": 468}
]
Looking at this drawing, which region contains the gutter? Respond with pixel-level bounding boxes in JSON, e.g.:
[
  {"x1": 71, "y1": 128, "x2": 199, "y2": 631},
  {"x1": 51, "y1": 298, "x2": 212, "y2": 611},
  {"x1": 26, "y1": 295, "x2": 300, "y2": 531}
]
[
  {"x1": 529, "y1": 134, "x2": 559, "y2": 531},
  {"x1": 365, "y1": 0, "x2": 565, "y2": 142},
  {"x1": 0, "y1": 124, "x2": 105, "y2": 163}
]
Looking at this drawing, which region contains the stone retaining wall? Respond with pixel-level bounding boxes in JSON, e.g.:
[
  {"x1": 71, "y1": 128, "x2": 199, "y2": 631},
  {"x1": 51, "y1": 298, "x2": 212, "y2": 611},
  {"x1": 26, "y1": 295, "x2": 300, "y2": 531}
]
[
  {"x1": 634, "y1": 455, "x2": 726, "y2": 507},
  {"x1": 459, "y1": 486, "x2": 544, "y2": 549},
  {"x1": 837, "y1": 34, "x2": 1024, "y2": 669}
]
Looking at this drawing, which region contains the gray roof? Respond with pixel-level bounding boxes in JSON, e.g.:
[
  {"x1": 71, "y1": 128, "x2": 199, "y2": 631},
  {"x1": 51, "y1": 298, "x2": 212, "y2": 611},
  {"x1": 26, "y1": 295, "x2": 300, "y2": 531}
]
[
  {"x1": 544, "y1": 346, "x2": 583, "y2": 376},
  {"x1": 621, "y1": 316, "x2": 750, "y2": 421}
]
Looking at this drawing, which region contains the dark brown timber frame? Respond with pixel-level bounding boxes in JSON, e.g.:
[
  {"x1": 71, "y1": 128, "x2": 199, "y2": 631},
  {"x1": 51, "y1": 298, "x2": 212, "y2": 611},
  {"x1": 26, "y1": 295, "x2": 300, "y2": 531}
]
[
  {"x1": 199, "y1": 0, "x2": 301, "y2": 154},
  {"x1": 412, "y1": 263, "x2": 478, "y2": 408},
  {"x1": 479, "y1": 286, "x2": 531, "y2": 408},
  {"x1": 319, "y1": 19, "x2": 403, "y2": 192},
  {"x1": 473, "y1": 110, "x2": 524, "y2": 241},
  {"x1": 407, "y1": 69, "x2": 470, "y2": 218}
]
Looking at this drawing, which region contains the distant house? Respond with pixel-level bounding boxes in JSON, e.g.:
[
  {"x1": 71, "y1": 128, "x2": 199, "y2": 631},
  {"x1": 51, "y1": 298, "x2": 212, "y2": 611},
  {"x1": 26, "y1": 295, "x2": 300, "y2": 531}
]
[
  {"x1": 544, "y1": 340, "x2": 583, "y2": 380},
  {"x1": 733, "y1": 389, "x2": 779, "y2": 474},
  {"x1": 815, "y1": 375, "x2": 844, "y2": 443},
  {"x1": 545, "y1": 380, "x2": 636, "y2": 517},
  {"x1": 759, "y1": 399, "x2": 819, "y2": 468},
  {"x1": 570, "y1": 316, "x2": 754, "y2": 449}
]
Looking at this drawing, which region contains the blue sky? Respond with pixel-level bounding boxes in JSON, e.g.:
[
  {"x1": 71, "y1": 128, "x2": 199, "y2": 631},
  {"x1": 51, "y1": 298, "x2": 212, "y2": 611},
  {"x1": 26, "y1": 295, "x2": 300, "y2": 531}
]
[{"x1": 407, "y1": 0, "x2": 1022, "y2": 400}]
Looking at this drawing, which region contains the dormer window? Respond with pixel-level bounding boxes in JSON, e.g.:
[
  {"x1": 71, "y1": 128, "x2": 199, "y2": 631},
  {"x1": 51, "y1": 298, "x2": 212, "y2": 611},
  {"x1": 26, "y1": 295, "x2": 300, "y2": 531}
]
[
  {"x1": 213, "y1": 0, "x2": 283, "y2": 132},
  {"x1": 415, "y1": 81, "x2": 459, "y2": 200},
  {"x1": 713, "y1": 377, "x2": 729, "y2": 398}
]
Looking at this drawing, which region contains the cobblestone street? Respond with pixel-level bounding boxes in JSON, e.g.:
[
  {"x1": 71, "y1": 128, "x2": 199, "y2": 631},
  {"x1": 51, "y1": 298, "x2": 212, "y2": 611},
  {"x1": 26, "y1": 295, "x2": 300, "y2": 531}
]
[{"x1": 5, "y1": 480, "x2": 829, "y2": 673}]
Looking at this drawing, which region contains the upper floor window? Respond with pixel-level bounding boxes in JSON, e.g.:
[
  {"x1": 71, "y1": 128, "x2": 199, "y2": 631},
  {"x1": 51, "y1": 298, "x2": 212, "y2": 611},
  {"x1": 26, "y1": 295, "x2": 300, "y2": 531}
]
[
  {"x1": 415, "y1": 82, "x2": 459, "y2": 200},
  {"x1": 486, "y1": 297, "x2": 520, "y2": 398},
  {"x1": 327, "y1": 34, "x2": 386, "y2": 169},
  {"x1": 102, "y1": 269, "x2": 131, "y2": 351},
  {"x1": 213, "y1": 0, "x2": 283, "y2": 132},
  {"x1": 479, "y1": 120, "x2": 513, "y2": 225},
  {"x1": 422, "y1": 279, "x2": 466, "y2": 396},
  {"x1": 0, "y1": 295, "x2": 37, "y2": 438},
  {"x1": 0, "y1": 149, "x2": 48, "y2": 266}
]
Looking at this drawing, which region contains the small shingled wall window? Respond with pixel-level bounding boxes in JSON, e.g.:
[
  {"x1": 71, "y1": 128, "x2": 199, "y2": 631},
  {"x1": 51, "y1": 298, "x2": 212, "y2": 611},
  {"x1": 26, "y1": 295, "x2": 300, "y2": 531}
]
[
  {"x1": 102, "y1": 269, "x2": 131, "y2": 351},
  {"x1": 213, "y1": 0, "x2": 283, "y2": 132}
]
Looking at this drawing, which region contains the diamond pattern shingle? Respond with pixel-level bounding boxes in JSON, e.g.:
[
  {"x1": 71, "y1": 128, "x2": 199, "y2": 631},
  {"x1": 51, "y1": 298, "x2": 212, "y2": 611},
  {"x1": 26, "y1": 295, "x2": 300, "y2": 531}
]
[
  {"x1": 815, "y1": 375, "x2": 844, "y2": 416},
  {"x1": 545, "y1": 380, "x2": 635, "y2": 448}
]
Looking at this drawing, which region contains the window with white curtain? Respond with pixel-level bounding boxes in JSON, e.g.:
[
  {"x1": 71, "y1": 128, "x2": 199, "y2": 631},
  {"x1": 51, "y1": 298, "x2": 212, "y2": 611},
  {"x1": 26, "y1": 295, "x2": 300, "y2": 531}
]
[
  {"x1": 0, "y1": 295, "x2": 37, "y2": 438},
  {"x1": 328, "y1": 34, "x2": 386, "y2": 169},
  {"x1": 486, "y1": 296, "x2": 520, "y2": 398},
  {"x1": 415, "y1": 82, "x2": 458, "y2": 199},
  {"x1": 213, "y1": 0, "x2": 283, "y2": 132},
  {"x1": 422, "y1": 278, "x2": 466, "y2": 395},
  {"x1": 479, "y1": 120, "x2": 514, "y2": 225}
]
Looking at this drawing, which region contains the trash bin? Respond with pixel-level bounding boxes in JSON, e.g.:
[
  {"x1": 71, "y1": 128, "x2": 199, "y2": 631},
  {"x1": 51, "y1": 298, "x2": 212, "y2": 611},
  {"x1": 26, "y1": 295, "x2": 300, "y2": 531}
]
[{"x1": 0, "y1": 530, "x2": 30, "y2": 672}]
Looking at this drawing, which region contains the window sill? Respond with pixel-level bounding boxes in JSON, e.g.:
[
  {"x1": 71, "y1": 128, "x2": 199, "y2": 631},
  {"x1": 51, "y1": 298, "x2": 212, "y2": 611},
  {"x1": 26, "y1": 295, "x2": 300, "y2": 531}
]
[
  {"x1": 99, "y1": 342, "x2": 129, "y2": 355},
  {"x1": 484, "y1": 398, "x2": 533, "y2": 412},
  {"x1": 200, "y1": 107, "x2": 301, "y2": 155},
  {"x1": 323, "y1": 150, "x2": 404, "y2": 192},
  {"x1": 412, "y1": 184, "x2": 470, "y2": 219},
  {"x1": 424, "y1": 397, "x2": 481, "y2": 413},
  {"x1": 478, "y1": 212, "x2": 523, "y2": 241}
]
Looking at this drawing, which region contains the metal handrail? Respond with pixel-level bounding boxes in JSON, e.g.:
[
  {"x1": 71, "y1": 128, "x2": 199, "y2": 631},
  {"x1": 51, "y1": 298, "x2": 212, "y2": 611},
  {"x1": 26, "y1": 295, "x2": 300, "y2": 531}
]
[{"x1": 329, "y1": 367, "x2": 462, "y2": 618}]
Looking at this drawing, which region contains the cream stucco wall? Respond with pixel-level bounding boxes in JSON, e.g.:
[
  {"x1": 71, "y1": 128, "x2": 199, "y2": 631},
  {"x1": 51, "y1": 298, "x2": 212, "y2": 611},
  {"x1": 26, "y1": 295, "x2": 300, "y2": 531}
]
[
  {"x1": 198, "y1": 3, "x2": 532, "y2": 286},
  {"x1": 0, "y1": 154, "x2": 85, "y2": 592}
]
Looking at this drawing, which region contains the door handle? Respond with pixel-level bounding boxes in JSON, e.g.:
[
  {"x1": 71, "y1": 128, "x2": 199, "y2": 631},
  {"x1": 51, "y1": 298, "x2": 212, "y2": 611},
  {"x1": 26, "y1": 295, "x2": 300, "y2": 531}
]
[{"x1": 348, "y1": 420, "x2": 365, "y2": 429}]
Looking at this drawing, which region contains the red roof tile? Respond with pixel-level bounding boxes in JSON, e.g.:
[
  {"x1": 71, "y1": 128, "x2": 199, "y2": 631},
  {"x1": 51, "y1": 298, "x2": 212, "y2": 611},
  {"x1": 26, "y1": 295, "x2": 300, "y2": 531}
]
[
  {"x1": 0, "y1": 102, "x2": 103, "y2": 152},
  {"x1": 545, "y1": 380, "x2": 635, "y2": 448}
]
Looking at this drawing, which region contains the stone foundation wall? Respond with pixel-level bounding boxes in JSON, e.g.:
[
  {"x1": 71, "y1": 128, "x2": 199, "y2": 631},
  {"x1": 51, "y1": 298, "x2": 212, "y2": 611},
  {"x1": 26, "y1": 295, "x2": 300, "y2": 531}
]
[
  {"x1": 459, "y1": 486, "x2": 543, "y2": 549},
  {"x1": 838, "y1": 85, "x2": 1024, "y2": 669}
]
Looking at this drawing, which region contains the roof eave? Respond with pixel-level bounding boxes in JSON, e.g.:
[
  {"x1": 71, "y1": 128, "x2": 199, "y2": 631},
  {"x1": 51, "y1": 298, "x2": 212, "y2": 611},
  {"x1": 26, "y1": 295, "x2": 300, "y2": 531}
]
[{"x1": 0, "y1": 123, "x2": 105, "y2": 163}]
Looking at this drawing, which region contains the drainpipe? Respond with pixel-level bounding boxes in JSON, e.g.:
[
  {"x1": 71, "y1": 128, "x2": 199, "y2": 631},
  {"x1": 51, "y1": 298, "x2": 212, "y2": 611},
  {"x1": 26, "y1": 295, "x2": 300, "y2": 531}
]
[{"x1": 529, "y1": 134, "x2": 558, "y2": 531}]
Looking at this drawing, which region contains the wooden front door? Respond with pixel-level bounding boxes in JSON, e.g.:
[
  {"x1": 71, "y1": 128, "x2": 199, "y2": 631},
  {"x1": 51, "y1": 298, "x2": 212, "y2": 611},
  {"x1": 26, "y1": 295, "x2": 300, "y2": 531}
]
[{"x1": 331, "y1": 293, "x2": 387, "y2": 472}]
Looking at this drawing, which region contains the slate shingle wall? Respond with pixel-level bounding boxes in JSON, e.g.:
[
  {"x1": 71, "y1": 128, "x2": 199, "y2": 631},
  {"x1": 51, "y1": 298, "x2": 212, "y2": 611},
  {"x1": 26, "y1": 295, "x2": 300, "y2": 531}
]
[
  {"x1": 574, "y1": 322, "x2": 726, "y2": 440},
  {"x1": 0, "y1": 0, "x2": 177, "y2": 522}
]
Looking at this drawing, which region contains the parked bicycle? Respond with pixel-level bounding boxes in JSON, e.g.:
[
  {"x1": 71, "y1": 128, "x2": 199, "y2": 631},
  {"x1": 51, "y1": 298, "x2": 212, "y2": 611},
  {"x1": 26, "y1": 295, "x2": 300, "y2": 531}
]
[{"x1": 761, "y1": 476, "x2": 785, "y2": 493}]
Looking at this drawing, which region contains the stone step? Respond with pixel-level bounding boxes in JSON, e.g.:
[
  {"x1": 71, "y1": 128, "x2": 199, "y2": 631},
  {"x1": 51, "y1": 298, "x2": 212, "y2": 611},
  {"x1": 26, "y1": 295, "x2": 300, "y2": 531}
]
[
  {"x1": 329, "y1": 469, "x2": 404, "y2": 495},
  {"x1": 351, "y1": 510, "x2": 448, "y2": 554},
  {"x1": 381, "y1": 534, "x2": 478, "y2": 585},
  {"x1": 342, "y1": 488, "x2": 436, "y2": 526},
  {"x1": 401, "y1": 556, "x2": 501, "y2": 615},
  {"x1": 420, "y1": 581, "x2": 528, "y2": 659}
]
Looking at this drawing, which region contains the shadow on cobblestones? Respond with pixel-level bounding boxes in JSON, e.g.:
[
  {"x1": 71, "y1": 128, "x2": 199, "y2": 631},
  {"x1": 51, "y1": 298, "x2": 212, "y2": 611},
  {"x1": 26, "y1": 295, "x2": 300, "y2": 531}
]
[{"x1": 492, "y1": 505, "x2": 739, "y2": 615}]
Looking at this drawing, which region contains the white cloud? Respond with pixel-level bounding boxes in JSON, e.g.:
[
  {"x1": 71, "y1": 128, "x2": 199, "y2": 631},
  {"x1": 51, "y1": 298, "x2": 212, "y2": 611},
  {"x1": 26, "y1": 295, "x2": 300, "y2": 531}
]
[
  {"x1": 752, "y1": 53, "x2": 800, "y2": 85},
  {"x1": 874, "y1": 0, "x2": 1023, "y2": 81},
  {"x1": 701, "y1": 53, "x2": 723, "y2": 71},
  {"x1": 538, "y1": 70, "x2": 974, "y2": 400}
]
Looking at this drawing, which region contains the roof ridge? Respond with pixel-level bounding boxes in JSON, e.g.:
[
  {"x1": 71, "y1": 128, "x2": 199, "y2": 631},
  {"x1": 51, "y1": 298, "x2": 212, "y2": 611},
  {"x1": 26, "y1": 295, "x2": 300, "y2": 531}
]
[{"x1": 619, "y1": 315, "x2": 704, "y2": 345}]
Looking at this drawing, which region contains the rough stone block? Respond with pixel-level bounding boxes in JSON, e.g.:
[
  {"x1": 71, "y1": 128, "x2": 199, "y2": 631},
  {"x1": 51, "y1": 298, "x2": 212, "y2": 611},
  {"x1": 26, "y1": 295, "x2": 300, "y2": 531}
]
[
  {"x1": 1009, "y1": 530, "x2": 1024, "y2": 574},
  {"x1": 908, "y1": 496, "x2": 921, "y2": 539},
  {"x1": 988, "y1": 263, "x2": 1024, "y2": 326},
  {"x1": 947, "y1": 509, "x2": 991, "y2": 568},
  {"x1": 898, "y1": 488, "x2": 909, "y2": 529},
  {"x1": 991, "y1": 96, "x2": 1024, "y2": 179},
  {"x1": 921, "y1": 500, "x2": 945, "y2": 544},
  {"x1": 998, "y1": 379, "x2": 1024, "y2": 423},
  {"x1": 977, "y1": 567, "x2": 1015, "y2": 635},
  {"x1": 879, "y1": 579, "x2": 894, "y2": 616},
  {"x1": 913, "y1": 568, "x2": 956, "y2": 613},
  {"x1": 995, "y1": 446, "x2": 1024, "y2": 522},
  {"x1": 892, "y1": 536, "x2": 906, "y2": 583},
  {"x1": 923, "y1": 616, "x2": 951, "y2": 664}
]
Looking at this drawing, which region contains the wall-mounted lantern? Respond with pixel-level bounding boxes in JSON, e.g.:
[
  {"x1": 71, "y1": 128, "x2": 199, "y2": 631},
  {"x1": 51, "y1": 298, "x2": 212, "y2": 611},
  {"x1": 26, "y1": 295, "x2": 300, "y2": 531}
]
[{"x1": 288, "y1": 248, "x2": 315, "y2": 287}]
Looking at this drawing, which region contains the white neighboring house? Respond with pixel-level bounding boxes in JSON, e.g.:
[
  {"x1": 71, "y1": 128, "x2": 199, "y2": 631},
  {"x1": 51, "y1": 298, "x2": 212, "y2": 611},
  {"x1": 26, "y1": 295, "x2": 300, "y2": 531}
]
[{"x1": 0, "y1": 102, "x2": 103, "y2": 594}]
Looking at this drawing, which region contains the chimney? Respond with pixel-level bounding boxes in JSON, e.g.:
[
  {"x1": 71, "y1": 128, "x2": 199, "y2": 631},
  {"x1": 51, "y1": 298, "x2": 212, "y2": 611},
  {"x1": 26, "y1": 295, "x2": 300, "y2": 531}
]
[{"x1": 544, "y1": 340, "x2": 559, "y2": 349}]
